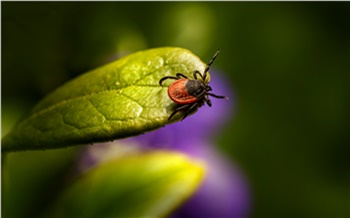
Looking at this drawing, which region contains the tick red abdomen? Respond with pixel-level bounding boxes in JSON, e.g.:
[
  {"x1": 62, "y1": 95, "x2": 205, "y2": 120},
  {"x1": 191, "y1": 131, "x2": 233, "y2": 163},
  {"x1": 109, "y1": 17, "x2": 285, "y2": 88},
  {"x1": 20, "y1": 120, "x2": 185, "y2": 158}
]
[{"x1": 168, "y1": 79, "x2": 198, "y2": 104}]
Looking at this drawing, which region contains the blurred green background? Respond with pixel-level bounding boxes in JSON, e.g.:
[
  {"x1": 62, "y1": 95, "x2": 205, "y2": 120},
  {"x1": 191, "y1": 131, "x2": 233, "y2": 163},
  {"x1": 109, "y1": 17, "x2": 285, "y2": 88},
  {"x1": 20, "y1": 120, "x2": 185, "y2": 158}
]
[{"x1": 2, "y1": 2, "x2": 350, "y2": 217}]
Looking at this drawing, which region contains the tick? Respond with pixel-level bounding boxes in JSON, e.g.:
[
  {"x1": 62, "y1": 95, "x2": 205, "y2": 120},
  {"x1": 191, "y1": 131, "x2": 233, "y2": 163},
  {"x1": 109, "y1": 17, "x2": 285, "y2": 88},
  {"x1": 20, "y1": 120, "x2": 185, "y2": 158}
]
[{"x1": 159, "y1": 50, "x2": 228, "y2": 121}]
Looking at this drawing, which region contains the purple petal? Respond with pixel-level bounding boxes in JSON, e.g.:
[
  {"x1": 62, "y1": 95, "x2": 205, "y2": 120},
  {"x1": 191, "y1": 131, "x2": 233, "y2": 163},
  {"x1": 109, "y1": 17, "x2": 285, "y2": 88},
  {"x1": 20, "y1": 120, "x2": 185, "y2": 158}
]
[{"x1": 169, "y1": 140, "x2": 251, "y2": 218}]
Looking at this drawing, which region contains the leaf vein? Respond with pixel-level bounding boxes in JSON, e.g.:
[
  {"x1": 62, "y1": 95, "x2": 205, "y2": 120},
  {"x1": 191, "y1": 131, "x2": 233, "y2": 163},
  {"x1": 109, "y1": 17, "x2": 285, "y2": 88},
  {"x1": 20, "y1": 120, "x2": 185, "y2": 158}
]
[{"x1": 26, "y1": 86, "x2": 162, "y2": 124}]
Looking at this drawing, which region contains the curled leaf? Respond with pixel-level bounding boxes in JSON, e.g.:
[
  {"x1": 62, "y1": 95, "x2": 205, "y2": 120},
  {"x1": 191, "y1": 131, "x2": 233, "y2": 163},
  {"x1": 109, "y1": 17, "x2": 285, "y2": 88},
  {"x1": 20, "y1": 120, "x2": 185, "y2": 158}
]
[{"x1": 50, "y1": 151, "x2": 205, "y2": 218}]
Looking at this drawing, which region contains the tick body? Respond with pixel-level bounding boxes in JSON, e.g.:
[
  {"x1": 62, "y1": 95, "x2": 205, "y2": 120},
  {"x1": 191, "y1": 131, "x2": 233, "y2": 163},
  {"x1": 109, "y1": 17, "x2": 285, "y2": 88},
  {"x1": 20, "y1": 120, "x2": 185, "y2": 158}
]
[
  {"x1": 159, "y1": 50, "x2": 228, "y2": 121},
  {"x1": 168, "y1": 79, "x2": 205, "y2": 104}
]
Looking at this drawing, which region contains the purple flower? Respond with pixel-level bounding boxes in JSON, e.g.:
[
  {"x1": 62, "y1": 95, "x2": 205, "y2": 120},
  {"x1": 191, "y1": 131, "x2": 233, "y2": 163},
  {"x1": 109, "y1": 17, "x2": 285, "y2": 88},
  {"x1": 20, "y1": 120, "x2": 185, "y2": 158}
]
[{"x1": 171, "y1": 144, "x2": 250, "y2": 218}]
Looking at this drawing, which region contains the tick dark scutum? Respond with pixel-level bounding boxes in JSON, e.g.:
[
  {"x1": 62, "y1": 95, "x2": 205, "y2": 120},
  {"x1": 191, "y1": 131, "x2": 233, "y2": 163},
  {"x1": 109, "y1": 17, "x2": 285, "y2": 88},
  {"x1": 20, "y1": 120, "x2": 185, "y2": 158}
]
[
  {"x1": 159, "y1": 50, "x2": 228, "y2": 121},
  {"x1": 184, "y1": 80, "x2": 207, "y2": 98}
]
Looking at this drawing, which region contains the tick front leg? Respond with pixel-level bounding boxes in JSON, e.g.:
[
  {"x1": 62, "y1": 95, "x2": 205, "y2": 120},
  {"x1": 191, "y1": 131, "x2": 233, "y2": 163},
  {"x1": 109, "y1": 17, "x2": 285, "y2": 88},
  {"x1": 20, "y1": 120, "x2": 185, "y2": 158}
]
[
  {"x1": 203, "y1": 50, "x2": 220, "y2": 81},
  {"x1": 193, "y1": 70, "x2": 203, "y2": 80}
]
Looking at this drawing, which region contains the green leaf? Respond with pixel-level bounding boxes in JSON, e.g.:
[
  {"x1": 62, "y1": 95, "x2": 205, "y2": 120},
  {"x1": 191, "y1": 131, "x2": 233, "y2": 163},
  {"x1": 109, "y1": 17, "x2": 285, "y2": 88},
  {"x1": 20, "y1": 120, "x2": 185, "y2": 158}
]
[
  {"x1": 2, "y1": 47, "x2": 207, "y2": 152},
  {"x1": 50, "y1": 151, "x2": 205, "y2": 218}
]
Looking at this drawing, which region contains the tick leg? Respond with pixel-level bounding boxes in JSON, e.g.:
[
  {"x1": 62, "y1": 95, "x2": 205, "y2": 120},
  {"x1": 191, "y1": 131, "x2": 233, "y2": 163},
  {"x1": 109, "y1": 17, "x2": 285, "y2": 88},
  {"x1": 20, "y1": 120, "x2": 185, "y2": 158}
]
[
  {"x1": 159, "y1": 76, "x2": 179, "y2": 86},
  {"x1": 168, "y1": 104, "x2": 191, "y2": 121},
  {"x1": 194, "y1": 88, "x2": 207, "y2": 99},
  {"x1": 193, "y1": 70, "x2": 203, "y2": 80},
  {"x1": 204, "y1": 95, "x2": 212, "y2": 107},
  {"x1": 182, "y1": 102, "x2": 199, "y2": 121},
  {"x1": 208, "y1": 92, "x2": 229, "y2": 99},
  {"x1": 176, "y1": 73, "x2": 188, "y2": 79},
  {"x1": 203, "y1": 50, "x2": 220, "y2": 81},
  {"x1": 205, "y1": 50, "x2": 220, "y2": 73}
]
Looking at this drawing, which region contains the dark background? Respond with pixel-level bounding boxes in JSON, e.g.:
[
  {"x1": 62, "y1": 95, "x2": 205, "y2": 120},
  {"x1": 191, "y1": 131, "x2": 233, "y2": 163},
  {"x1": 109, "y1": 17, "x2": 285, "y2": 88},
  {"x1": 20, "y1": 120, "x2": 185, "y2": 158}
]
[{"x1": 2, "y1": 2, "x2": 350, "y2": 217}]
